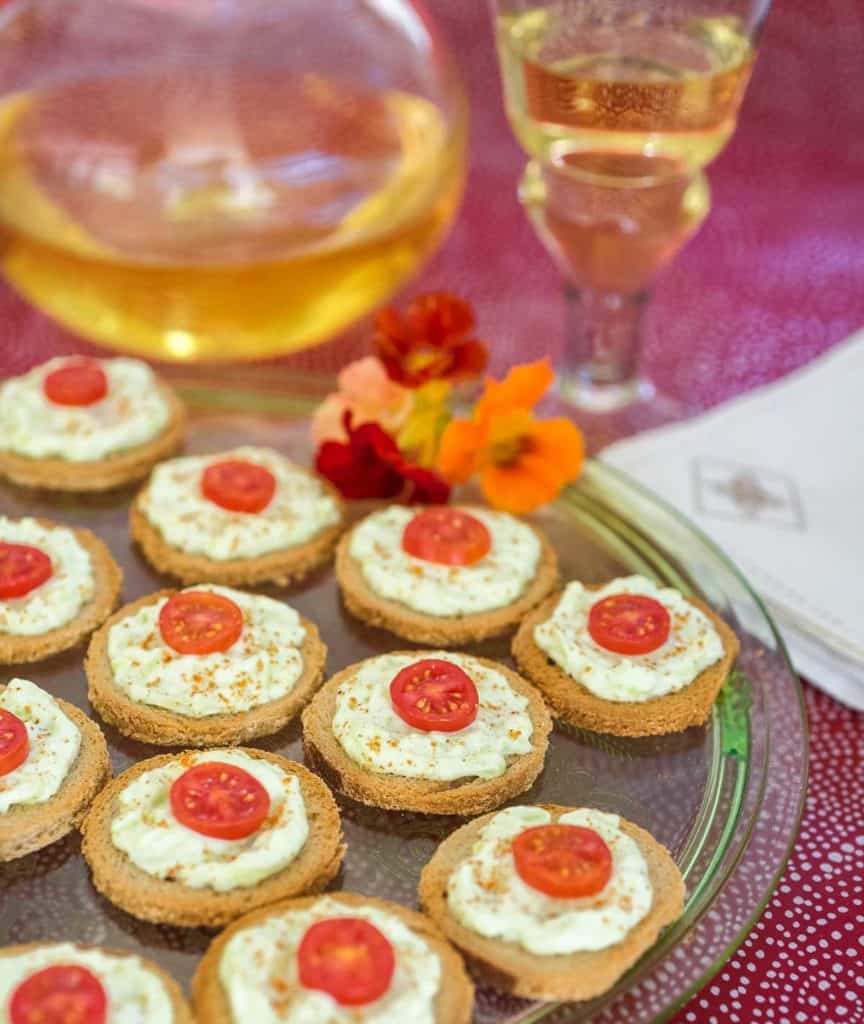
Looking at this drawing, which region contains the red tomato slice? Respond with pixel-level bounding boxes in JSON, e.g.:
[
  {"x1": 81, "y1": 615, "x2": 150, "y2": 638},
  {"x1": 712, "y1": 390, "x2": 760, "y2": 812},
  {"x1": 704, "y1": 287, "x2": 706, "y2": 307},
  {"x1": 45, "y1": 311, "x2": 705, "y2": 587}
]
[
  {"x1": 169, "y1": 761, "x2": 270, "y2": 840},
  {"x1": 0, "y1": 542, "x2": 53, "y2": 599},
  {"x1": 390, "y1": 658, "x2": 479, "y2": 733},
  {"x1": 587, "y1": 593, "x2": 671, "y2": 655},
  {"x1": 0, "y1": 708, "x2": 29, "y2": 777},
  {"x1": 401, "y1": 508, "x2": 491, "y2": 566},
  {"x1": 10, "y1": 964, "x2": 107, "y2": 1024},
  {"x1": 297, "y1": 917, "x2": 395, "y2": 1007},
  {"x1": 512, "y1": 823, "x2": 613, "y2": 899},
  {"x1": 42, "y1": 360, "x2": 108, "y2": 407},
  {"x1": 158, "y1": 590, "x2": 243, "y2": 655},
  {"x1": 200, "y1": 458, "x2": 276, "y2": 513}
]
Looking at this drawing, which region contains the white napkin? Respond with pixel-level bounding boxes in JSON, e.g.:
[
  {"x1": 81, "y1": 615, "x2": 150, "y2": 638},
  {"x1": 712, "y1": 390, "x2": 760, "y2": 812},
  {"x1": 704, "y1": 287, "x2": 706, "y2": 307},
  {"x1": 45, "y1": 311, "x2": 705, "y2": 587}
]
[{"x1": 602, "y1": 334, "x2": 864, "y2": 712}]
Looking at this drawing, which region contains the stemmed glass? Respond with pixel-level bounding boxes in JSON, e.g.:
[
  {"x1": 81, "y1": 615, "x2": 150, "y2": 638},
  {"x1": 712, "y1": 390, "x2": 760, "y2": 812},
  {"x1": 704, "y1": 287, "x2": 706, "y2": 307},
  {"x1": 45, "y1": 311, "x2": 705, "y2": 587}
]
[{"x1": 488, "y1": 0, "x2": 771, "y2": 442}]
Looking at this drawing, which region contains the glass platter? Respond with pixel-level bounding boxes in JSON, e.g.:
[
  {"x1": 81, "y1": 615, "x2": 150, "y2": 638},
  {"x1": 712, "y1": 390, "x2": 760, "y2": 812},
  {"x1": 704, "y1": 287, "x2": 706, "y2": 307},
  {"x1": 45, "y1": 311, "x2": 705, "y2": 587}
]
[{"x1": 0, "y1": 369, "x2": 807, "y2": 1024}]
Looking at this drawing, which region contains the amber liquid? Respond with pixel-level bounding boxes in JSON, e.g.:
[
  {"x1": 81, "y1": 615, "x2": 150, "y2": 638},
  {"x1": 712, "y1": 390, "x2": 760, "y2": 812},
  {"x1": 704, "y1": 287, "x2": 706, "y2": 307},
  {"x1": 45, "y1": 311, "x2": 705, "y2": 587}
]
[
  {"x1": 496, "y1": 8, "x2": 755, "y2": 170},
  {"x1": 498, "y1": 8, "x2": 749, "y2": 292},
  {"x1": 0, "y1": 72, "x2": 464, "y2": 360},
  {"x1": 520, "y1": 153, "x2": 710, "y2": 293}
]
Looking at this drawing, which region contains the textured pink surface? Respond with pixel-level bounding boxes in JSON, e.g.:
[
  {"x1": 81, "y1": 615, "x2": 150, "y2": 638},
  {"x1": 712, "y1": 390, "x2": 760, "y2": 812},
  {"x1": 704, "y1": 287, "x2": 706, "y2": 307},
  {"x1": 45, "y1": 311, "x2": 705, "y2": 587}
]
[{"x1": 1, "y1": 1, "x2": 862, "y2": 1021}]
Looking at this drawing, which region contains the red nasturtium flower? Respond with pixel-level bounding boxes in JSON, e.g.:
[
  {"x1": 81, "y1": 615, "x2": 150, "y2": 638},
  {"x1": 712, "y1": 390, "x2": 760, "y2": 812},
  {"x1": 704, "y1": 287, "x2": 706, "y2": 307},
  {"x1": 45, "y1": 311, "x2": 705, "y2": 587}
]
[
  {"x1": 374, "y1": 292, "x2": 489, "y2": 388},
  {"x1": 316, "y1": 413, "x2": 450, "y2": 504}
]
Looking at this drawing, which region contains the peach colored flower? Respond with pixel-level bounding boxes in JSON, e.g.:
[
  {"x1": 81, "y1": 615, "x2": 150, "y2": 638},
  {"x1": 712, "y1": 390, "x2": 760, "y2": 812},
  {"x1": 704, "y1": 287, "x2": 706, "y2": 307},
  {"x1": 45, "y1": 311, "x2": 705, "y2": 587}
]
[{"x1": 311, "y1": 356, "x2": 412, "y2": 445}]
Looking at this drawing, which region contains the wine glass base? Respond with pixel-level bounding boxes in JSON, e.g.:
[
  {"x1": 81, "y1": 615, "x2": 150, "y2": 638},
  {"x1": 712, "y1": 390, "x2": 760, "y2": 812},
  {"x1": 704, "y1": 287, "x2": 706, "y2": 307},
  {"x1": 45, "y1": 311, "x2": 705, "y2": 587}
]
[{"x1": 548, "y1": 380, "x2": 689, "y2": 455}]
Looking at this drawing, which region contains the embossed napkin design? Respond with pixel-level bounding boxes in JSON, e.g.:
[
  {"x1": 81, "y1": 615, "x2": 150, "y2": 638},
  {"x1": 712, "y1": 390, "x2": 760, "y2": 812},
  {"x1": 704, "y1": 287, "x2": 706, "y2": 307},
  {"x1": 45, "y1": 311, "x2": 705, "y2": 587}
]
[{"x1": 602, "y1": 335, "x2": 864, "y2": 711}]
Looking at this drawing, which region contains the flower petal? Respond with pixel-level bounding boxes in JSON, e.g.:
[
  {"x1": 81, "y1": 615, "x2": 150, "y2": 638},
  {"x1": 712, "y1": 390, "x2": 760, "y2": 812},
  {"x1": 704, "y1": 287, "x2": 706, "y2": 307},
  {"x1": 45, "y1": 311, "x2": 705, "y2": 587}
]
[
  {"x1": 448, "y1": 339, "x2": 489, "y2": 380},
  {"x1": 315, "y1": 417, "x2": 406, "y2": 500},
  {"x1": 374, "y1": 307, "x2": 413, "y2": 355},
  {"x1": 477, "y1": 358, "x2": 554, "y2": 419},
  {"x1": 480, "y1": 455, "x2": 563, "y2": 514},
  {"x1": 338, "y1": 357, "x2": 395, "y2": 404},
  {"x1": 437, "y1": 419, "x2": 487, "y2": 483},
  {"x1": 407, "y1": 292, "x2": 475, "y2": 344},
  {"x1": 528, "y1": 418, "x2": 585, "y2": 483},
  {"x1": 310, "y1": 394, "x2": 349, "y2": 445},
  {"x1": 401, "y1": 464, "x2": 451, "y2": 504}
]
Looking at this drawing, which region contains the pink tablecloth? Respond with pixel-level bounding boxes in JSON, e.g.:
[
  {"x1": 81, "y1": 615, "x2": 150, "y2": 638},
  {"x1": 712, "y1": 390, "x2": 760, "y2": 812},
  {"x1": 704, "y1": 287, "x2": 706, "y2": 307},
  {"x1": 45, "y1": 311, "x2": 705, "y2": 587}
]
[{"x1": 1, "y1": 1, "x2": 862, "y2": 1021}]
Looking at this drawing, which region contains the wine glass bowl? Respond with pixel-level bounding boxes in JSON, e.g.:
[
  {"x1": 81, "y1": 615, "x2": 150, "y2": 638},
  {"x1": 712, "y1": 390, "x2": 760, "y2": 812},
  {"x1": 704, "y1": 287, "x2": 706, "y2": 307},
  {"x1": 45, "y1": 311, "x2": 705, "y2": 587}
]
[
  {"x1": 520, "y1": 154, "x2": 710, "y2": 296},
  {"x1": 0, "y1": 0, "x2": 467, "y2": 361}
]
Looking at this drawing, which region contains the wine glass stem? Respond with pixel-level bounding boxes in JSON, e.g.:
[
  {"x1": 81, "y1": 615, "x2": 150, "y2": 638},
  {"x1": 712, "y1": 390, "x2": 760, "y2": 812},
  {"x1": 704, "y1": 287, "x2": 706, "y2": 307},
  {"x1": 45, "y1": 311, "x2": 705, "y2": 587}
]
[{"x1": 559, "y1": 285, "x2": 652, "y2": 411}]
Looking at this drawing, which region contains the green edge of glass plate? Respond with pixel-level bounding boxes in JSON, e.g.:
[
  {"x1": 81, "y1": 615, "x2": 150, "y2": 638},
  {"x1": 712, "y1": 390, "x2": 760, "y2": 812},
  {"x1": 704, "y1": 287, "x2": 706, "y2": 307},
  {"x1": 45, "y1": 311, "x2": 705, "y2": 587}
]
[
  {"x1": 174, "y1": 376, "x2": 807, "y2": 1024},
  {"x1": 572, "y1": 462, "x2": 807, "y2": 1023}
]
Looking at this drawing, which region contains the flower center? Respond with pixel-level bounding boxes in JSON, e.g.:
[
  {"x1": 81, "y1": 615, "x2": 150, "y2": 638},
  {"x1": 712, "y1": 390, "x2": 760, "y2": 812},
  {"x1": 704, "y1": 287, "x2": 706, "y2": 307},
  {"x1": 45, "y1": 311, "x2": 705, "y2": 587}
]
[
  {"x1": 485, "y1": 410, "x2": 535, "y2": 467},
  {"x1": 490, "y1": 434, "x2": 530, "y2": 465},
  {"x1": 406, "y1": 347, "x2": 443, "y2": 374}
]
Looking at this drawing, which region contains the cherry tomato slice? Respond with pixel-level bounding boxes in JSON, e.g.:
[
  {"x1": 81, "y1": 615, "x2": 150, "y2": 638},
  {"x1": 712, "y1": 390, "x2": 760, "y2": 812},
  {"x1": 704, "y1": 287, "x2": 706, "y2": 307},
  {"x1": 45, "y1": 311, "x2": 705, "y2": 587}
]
[
  {"x1": 42, "y1": 360, "x2": 108, "y2": 407},
  {"x1": 169, "y1": 761, "x2": 270, "y2": 840},
  {"x1": 512, "y1": 823, "x2": 613, "y2": 899},
  {"x1": 10, "y1": 964, "x2": 107, "y2": 1024},
  {"x1": 587, "y1": 593, "x2": 671, "y2": 655},
  {"x1": 158, "y1": 590, "x2": 243, "y2": 655},
  {"x1": 390, "y1": 658, "x2": 479, "y2": 733},
  {"x1": 0, "y1": 542, "x2": 53, "y2": 599},
  {"x1": 200, "y1": 458, "x2": 276, "y2": 513},
  {"x1": 401, "y1": 508, "x2": 491, "y2": 566},
  {"x1": 297, "y1": 917, "x2": 395, "y2": 1007},
  {"x1": 0, "y1": 708, "x2": 29, "y2": 777}
]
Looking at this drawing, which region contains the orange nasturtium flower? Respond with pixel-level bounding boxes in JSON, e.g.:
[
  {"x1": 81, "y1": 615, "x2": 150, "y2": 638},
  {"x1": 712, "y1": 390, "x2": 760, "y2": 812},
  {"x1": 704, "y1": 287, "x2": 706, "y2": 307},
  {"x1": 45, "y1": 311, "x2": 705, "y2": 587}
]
[{"x1": 437, "y1": 359, "x2": 584, "y2": 515}]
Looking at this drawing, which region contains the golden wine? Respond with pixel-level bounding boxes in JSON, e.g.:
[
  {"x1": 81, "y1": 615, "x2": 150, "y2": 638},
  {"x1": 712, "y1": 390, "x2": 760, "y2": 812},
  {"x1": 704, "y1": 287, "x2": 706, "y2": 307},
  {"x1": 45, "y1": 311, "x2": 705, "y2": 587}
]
[
  {"x1": 496, "y1": 7, "x2": 754, "y2": 170},
  {"x1": 521, "y1": 153, "x2": 710, "y2": 293},
  {"x1": 0, "y1": 73, "x2": 464, "y2": 361}
]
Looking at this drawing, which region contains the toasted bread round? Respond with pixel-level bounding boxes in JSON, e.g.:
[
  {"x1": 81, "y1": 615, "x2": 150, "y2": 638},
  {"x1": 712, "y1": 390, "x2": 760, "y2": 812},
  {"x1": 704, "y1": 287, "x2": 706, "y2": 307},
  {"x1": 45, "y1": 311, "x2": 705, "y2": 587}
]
[
  {"x1": 335, "y1": 515, "x2": 560, "y2": 647},
  {"x1": 0, "y1": 383, "x2": 185, "y2": 492},
  {"x1": 0, "y1": 520, "x2": 123, "y2": 665},
  {"x1": 512, "y1": 589, "x2": 741, "y2": 737},
  {"x1": 0, "y1": 942, "x2": 194, "y2": 1022},
  {"x1": 80, "y1": 749, "x2": 345, "y2": 928},
  {"x1": 86, "y1": 589, "x2": 327, "y2": 747},
  {"x1": 0, "y1": 694, "x2": 112, "y2": 862},
  {"x1": 418, "y1": 803, "x2": 685, "y2": 1002},
  {"x1": 130, "y1": 469, "x2": 344, "y2": 587},
  {"x1": 302, "y1": 653, "x2": 552, "y2": 816},
  {"x1": 192, "y1": 891, "x2": 474, "y2": 1024}
]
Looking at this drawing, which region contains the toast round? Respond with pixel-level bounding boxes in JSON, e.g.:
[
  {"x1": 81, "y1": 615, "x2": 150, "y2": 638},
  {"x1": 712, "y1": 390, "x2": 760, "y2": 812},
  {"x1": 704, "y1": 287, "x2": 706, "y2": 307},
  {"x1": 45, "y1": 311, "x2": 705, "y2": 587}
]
[
  {"x1": 192, "y1": 891, "x2": 474, "y2": 1024},
  {"x1": 80, "y1": 748, "x2": 345, "y2": 928},
  {"x1": 302, "y1": 653, "x2": 552, "y2": 816},
  {"x1": 512, "y1": 589, "x2": 741, "y2": 737},
  {"x1": 0, "y1": 694, "x2": 112, "y2": 862},
  {"x1": 335, "y1": 516, "x2": 560, "y2": 646},
  {"x1": 0, "y1": 383, "x2": 185, "y2": 492},
  {"x1": 0, "y1": 520, "x2": 123, "y2": 665},
  {"x1": 0, "y1": 942, "x2": 194, "y2": 1022},
  {"x1": 418, "y1": 803, "x2": 685, "y2": 1002},
  {"x1": 86, "y1": 590, "x2": 327, "y2": 747},
  {"x1": 130, "y1": 470, "x2": 344, "y2": 587}
]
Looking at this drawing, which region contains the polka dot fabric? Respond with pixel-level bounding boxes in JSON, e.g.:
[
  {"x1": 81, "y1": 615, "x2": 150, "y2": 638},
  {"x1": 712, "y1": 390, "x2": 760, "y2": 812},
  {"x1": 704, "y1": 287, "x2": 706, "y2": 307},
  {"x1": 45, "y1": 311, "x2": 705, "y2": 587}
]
[{"x1": 670, "y1": 685, "x2": 863, "y2": 1024}]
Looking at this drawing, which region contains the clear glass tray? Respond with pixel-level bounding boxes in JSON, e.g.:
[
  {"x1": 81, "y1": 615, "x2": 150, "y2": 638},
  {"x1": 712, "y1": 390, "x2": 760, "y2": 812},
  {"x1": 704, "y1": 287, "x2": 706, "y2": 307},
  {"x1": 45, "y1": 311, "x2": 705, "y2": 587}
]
[{"x1": 0, "y1": 369, "x2": 807, "y2": 1023}]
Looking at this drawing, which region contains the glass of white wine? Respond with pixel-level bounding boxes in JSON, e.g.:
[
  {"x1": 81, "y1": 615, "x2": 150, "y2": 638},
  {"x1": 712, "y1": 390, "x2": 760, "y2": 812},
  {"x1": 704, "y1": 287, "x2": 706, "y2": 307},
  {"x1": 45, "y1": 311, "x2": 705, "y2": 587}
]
[{"x1": 489, "y1": 0, "x2": 771, "y2": 438}]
